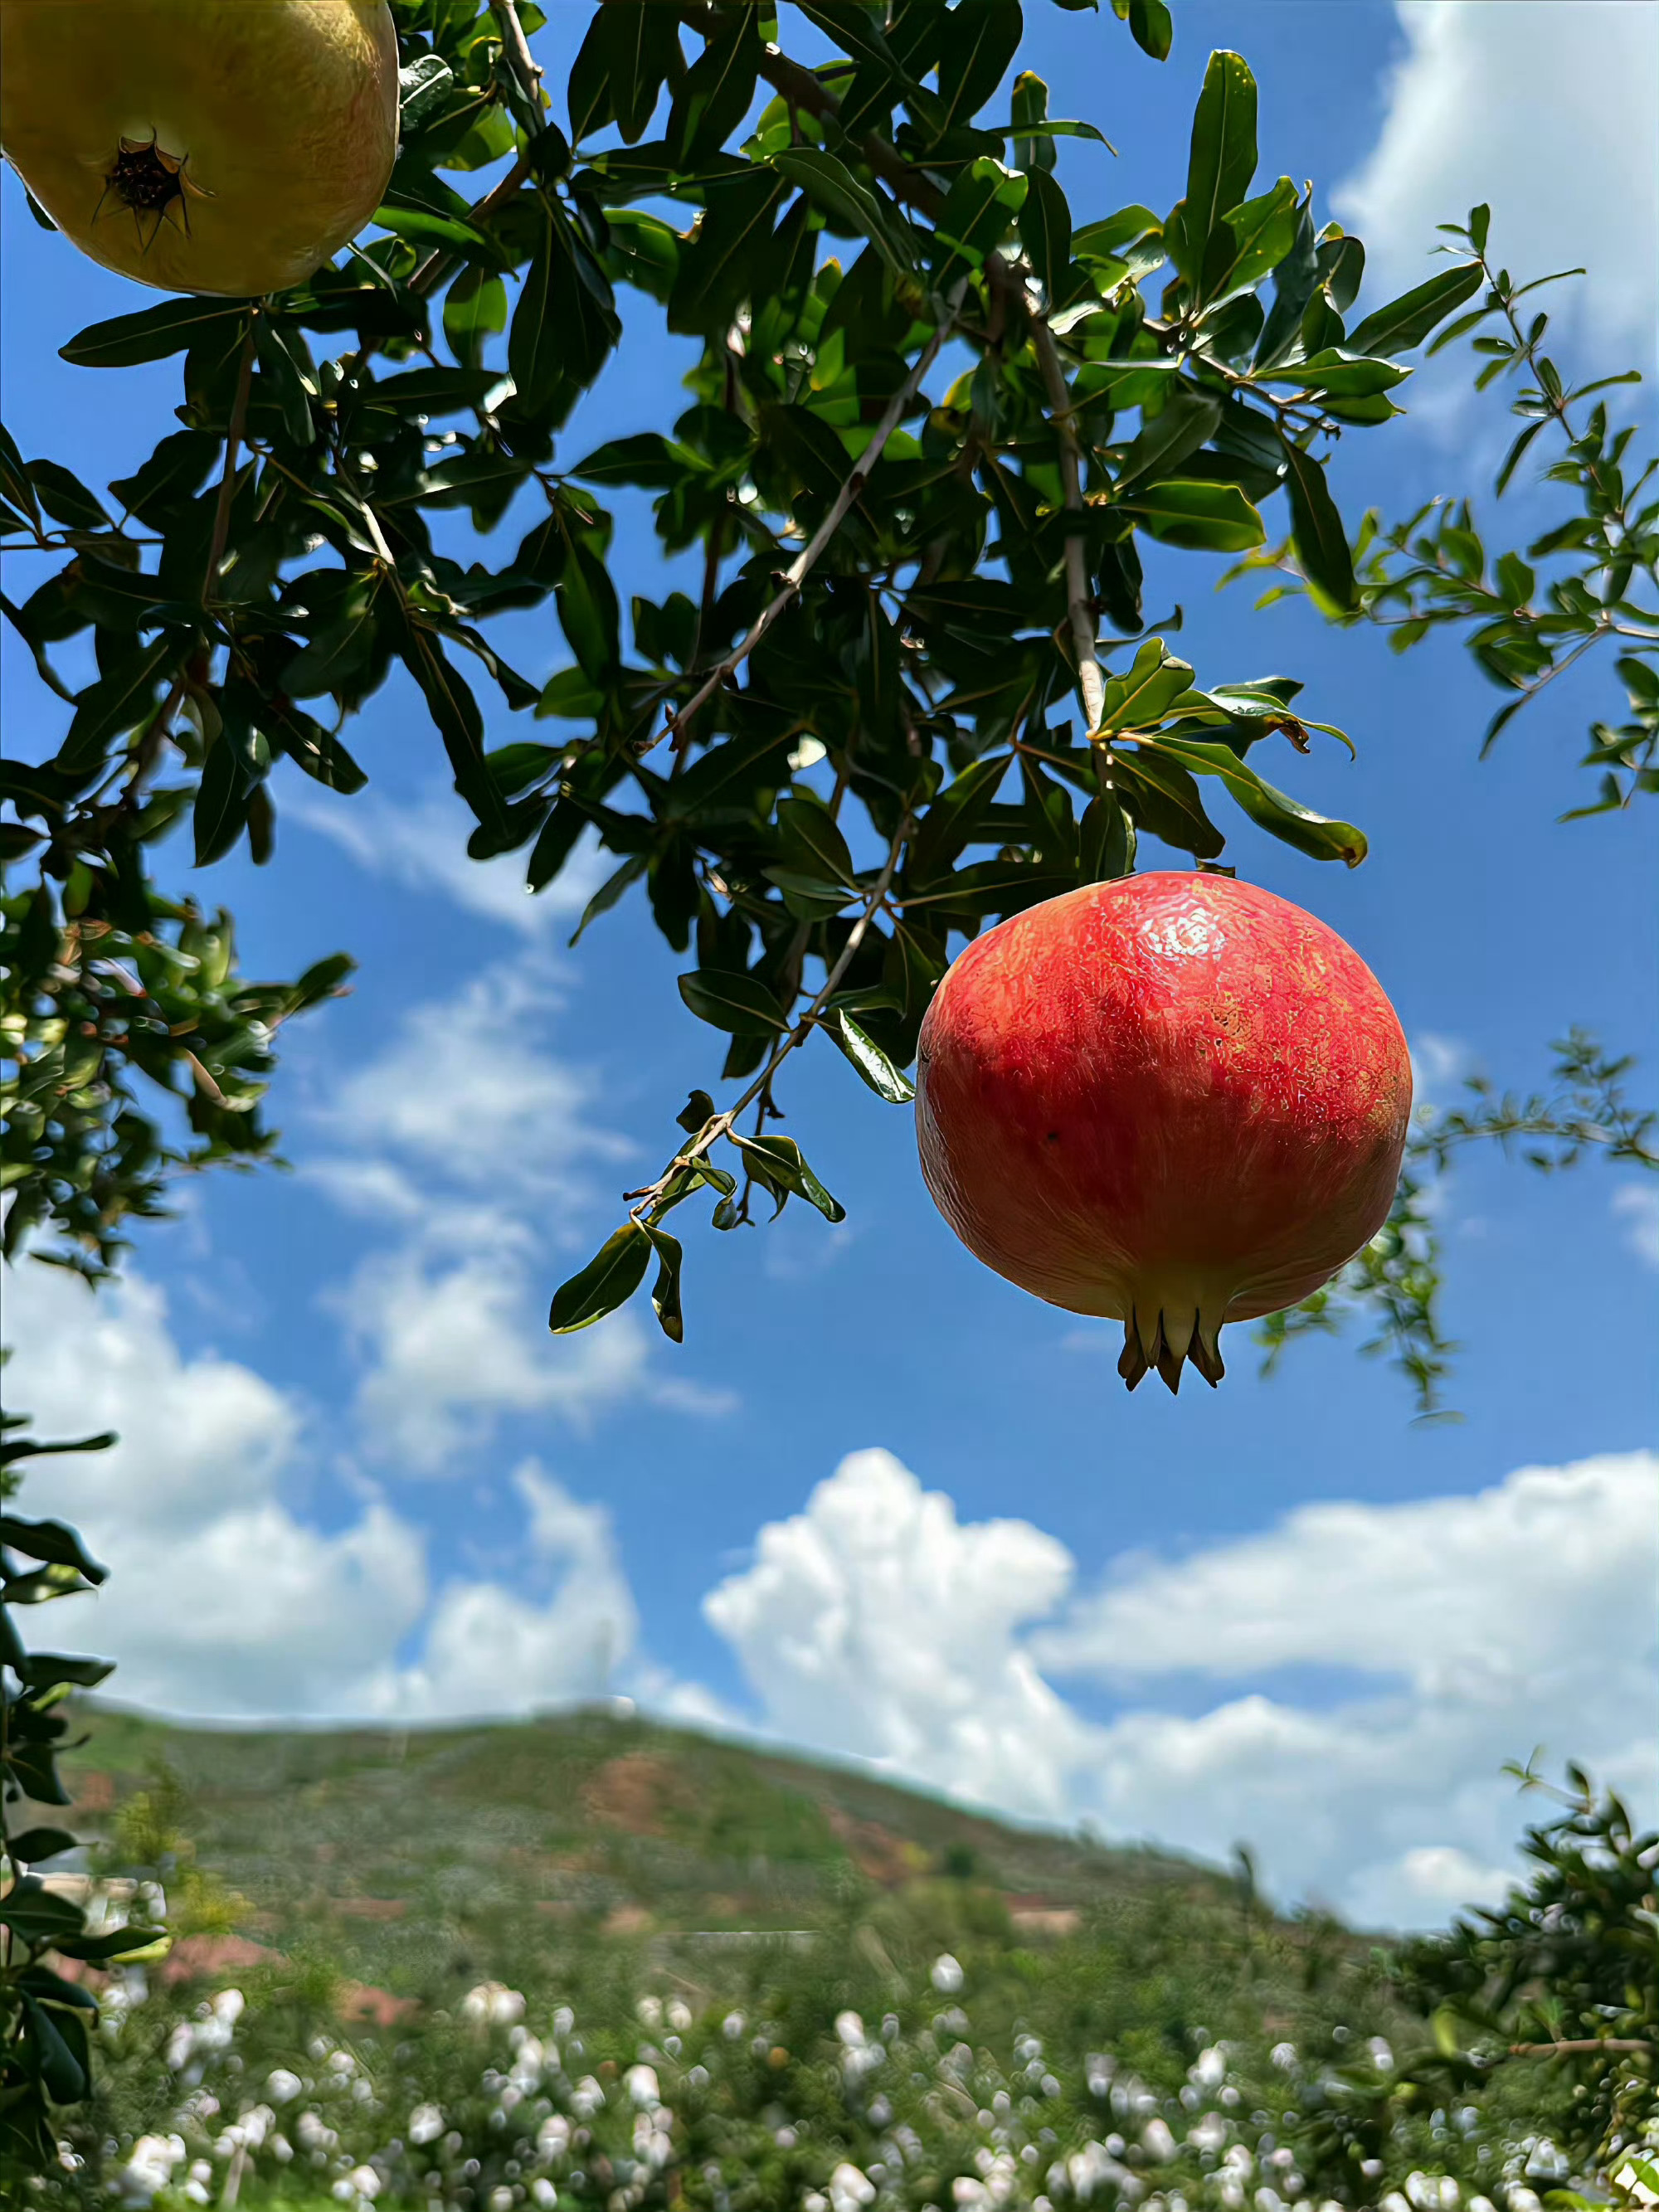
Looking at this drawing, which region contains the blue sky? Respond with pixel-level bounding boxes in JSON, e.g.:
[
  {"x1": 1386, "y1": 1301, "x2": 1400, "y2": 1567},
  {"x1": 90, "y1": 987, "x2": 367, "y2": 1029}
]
[{"x1": 4, "y1": 1, "x2": 1656, "y2": 1931}]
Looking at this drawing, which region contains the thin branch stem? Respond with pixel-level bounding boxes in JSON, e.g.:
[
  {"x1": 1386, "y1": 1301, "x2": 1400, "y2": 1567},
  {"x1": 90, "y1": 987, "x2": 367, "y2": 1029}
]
[
  {"x1": 649, "y1": 308, "x2": 958, "y2": 758},
  {"x1": 1032, "y1": 314, "x2": 1105, "y2": 734},
  {"x1": 202, "y1": 320, "x2": 258, "y2": 608},
  {"x1": 410, "y1": 153, "x2": 533, "y2": 298},
  {"x1": 632, "y1": 819, "x2": 911, "y2": 1209},
  {"x1": 491, "y1": 0, "x2": 544, "y2": 113}
]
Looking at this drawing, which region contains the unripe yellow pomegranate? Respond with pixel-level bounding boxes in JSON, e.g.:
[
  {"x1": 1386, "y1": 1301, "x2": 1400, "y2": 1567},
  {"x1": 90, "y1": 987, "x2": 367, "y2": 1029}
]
[{"x1": 0, "y1": 0, "x2": 398, "y2": 296}]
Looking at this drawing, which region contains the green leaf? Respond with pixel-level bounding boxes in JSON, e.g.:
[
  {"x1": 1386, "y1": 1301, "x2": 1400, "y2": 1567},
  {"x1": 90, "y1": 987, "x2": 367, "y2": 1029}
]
[
  {"x1": 402, "y1": 631, "x2": 508, "y2": 838},
  {"x1": 568, "y1": 854, "x2": 645, "y2": 945},
  {"x1": 1114, "y1": 387, "x2": 1222, "y2": 493},
  {"x1": 109, "y1": 430, "x2": 219, "y2": 525},
  {"x1": 668, "y1": 5, "x2": 761, "y2": 159},
  {"x1": 601, "y1": 0, "x2": 681, "y2": 143},
  {"x1": 1496, "y1": 416, "x2": 1549, "y2": 496},
  {"x1": 25, "y1": 460, "x2": 109, "y2": 532},
  {"x1": 5, "y1": 1830, "x2": 77, "y2": 1865},
  {"x1": 22, "y1": 1991, "x2": 91, "y2": 2104},
  {"x1": 678, "y1": 968, "x2": 790, "y2": 1035},
  {"x1": 1346, "y1": 261, "x2": 1484, "y2": 356},
  {"x1": 1009, "y1": 69, "x2": 1056, "y2": 175},
  {"x1": 669, "y1": 168, "x2": 791, "y2": 333},
  {"x1": 930, "y1": 157, "x2": 1028, "y2": 288},
  {"x1": 510, "y1": 203, "x2": 566, "y2": 413},
  {"x1": 49, "y1": 1923, "x2": 167, "y2": 1966},
  {"x1": 397, "y1": 51, "x2": 454, "y2": 128},
  {"x1": 829, "y1": 1010, "x2": 916, "y2": 1102},
  {"x1": 1164, "y1": 51, "x2": 1258, "y2": 292},
  {"x1": 771, "y1": 148, "x2": 917, "y2": 277},
  {"x1": 1153, "y1": 735, "x2": 1368, "y2": 864},
  {"x1": 1279, "y1": 435, "x2": 1356, "y2": 612},
  {"x1": 1017, "y1": 165, "x2": 1072, "y2": 299},
  {"x1": 734, "y1": 1133, "x2": 846, "y2": 1222},
  {"x1": 443, "y1": 266, "x2": 508, "y2": 368},
  {"x1": 1097, "y1": 638, "x2": 1196, "y2": 732},
  {"x1": 1253, "y1": 196, "x2": 1319, "y2": 367},
  {"x1": 641, "y1": 1223, "x2": 684, "y2": 1344},
  {"x1": 192, "y1": 732, "x2": 254, "y2": 868},
  {"x1": 60, "y1": 635, "x2": 180, "y2": 774},
  {"x1": 0, "y1": 1880, "x2": 86, "y2": 1942},
  {"x1": 1124, "y1": 0, "x2": 1173, "y2": 61},
  {"x1": 556, "y1": 542, "x2": 621, "y2": 683},
  {"x1": 0, "y1": 1517, "x2": 106, "y2": 1583},
  {"x1": 1124, "y1": 477, "x2": 1265, "y2": 552},
  {"x1": 549, "y1": 1223, "x2": 651, "y2": 1333},
  {"x1": 59, "y1": 296, "x2": 248, "y2": 370},
  {"x1": 776, "y1": 790, "x2": 857, "y2": 887},
  {"x1": 934, "y1": 0, "x2": 1023, "y2": 135},
  {"x1": 1207, "y1": 175, "x2": 1297, "y2": 306},
  {"x1": 1270, "y1": 347, "x2": 1411, "y2": 399}
]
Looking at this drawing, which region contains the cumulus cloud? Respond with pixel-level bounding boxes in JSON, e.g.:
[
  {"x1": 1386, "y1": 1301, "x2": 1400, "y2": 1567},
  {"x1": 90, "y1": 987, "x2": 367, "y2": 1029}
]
[
  {"x1": 289, "y1": 782, "x2": 606, "y2": 936},
  {"x1": 699, "y1": 1446, "x2": 1658, "y2": 1927},
  {"x1": 358, "y1": 1463, "x2": 639, "y2": 1721},
  {"x1": 345, "y1": 1249, "x2": 656, "y2": 1473},
  {"x1": 305, "y1": 955, "x2": 728, "y2": 1468},
  {"x1": 3, "y1": 1265, "x2": 426, "y2": 1715},
  {"x1": 4, "y1": 1266, "x2": 640, "y2": 1721},
  {"x1": 704, "y1": 1449, "x2": 1094, "y2": 1821},
  {"x1": 1335, "y1": 2, "x2": 1658, "y2": 355}
]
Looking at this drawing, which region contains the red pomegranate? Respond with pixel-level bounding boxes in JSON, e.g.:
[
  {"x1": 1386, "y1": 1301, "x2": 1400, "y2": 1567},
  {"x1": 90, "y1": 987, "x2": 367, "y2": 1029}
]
[{"x1": 914, "y1": 872, "x2": 1412, "y2": 1393}]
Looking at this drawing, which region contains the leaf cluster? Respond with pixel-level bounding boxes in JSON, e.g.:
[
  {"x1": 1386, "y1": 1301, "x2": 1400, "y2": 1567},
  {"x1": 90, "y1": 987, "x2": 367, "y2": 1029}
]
[
  {"x1": 1228, "y1": 211, "x2": 1658, "y2": 808},
  {"x1": 0, "y1": 1413, "x2": 165, "y2": 2177},
  {"x1": 1257, "y1": 1029, "x2": 1659, "y2": 1417}
]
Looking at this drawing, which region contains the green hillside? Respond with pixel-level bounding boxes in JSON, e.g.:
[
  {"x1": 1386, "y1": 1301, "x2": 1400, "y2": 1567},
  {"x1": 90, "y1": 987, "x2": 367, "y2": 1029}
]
[{"x1": 65, "y1": 1699, "x2": 1325, "y2": 2017}]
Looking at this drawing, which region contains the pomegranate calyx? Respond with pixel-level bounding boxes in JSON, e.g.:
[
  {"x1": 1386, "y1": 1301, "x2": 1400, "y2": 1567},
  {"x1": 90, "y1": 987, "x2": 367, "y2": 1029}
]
[{"x1": 1117, "y1": 1299, "x2": 1227, "y2": 1397}]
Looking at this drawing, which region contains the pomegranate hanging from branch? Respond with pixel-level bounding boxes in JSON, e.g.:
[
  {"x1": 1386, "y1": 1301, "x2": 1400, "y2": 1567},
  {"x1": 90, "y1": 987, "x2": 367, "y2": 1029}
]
[{"x1": 915, "y1": 874, "x2": 1413, "y2": 1393}]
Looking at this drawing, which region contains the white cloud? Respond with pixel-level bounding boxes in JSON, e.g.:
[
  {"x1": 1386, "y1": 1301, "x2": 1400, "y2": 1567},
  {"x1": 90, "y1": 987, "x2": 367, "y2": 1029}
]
[
  {"x1": 3, "y1": 1265, "x2": 426, "y2": 1715},
  {"x1": 697, "y1": 1446, "x2": 1658, "y2": 1927},
  {"x1": 1335, "y1": 2, "x2": 1658, "y2": 355},
  {"x1": 1613, "y1": 1183, "x2": 1659, "y2": 1268},
  {"x1": 309, "y1": 956, "x2": 630, "y2": 1209},
  {"x1": 344, "y1": 1248, "x2": 655, "y2": 1473},
  {"x1": 289, "y1": 783, "x2": 607, "y2": 936},
  {"x1": 3, "y1": 1264, "x2": 642, "y2": 1721},
  {"x1": 703, "y1": 1449, "x2": 1093, "y2": 1821},
  {"x1": 304, "y1": 955, "x2": 728, "y2": 1467},
  {"x1": 358, "y1": 1464, "x2": 639, "y2": 1721}
]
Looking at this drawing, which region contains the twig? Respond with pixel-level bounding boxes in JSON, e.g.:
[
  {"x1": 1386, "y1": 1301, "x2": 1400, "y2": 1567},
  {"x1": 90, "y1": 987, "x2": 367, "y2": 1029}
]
[
  {"x1": 491, "y1": 0, "x2": 544, "y2": 112},
  {"x1": 632, "y1": 819, "x2": 911, "y2": 1209},
  {"x1": 202, "y1": 320, "x2": 258, "y2": 608},
  {"x1": 649, "y1": 311, "x2": 957, "y2": 757},
  {"x1": 409, "y1": 153, "x2": 533, "y2": 298},
  {"x1": 1032, "y1": 314, "x2": 1106, "y2": 734}
]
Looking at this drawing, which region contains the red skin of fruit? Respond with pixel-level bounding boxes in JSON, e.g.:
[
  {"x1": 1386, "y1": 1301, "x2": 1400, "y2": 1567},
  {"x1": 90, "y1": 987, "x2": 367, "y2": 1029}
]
[{"x1": 914, "y1": 872, "x2": 1413, "y2": 1392}]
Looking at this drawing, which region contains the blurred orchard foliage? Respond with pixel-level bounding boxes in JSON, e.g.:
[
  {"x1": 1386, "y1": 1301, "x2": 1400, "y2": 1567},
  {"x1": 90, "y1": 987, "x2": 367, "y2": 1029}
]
[
  {"x1": 15, "y1": 1766, "x2": 1659, "y2": 2211},
  {"x1": 2, "y1": 0, "x2": 1657, "y2": 2166}
]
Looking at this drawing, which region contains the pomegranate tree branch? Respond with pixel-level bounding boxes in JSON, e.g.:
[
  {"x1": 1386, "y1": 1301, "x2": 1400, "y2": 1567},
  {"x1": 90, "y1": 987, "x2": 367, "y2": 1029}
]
[
  {"x1": 491, "y1": 0, "x2": 544, "y2": 112},
  {"x1": 202, "y1": 320, "x2": 257, "y2": 607},
  {"x1": 649, "y1": 315, "x2": 956, "y2": 758},
  {"x1": 631, "y1": 818, "x2": 911, "y2": 1210},
  {"x1": 1032, "y1": 313, "x2": 1106, "y2": 735}
]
